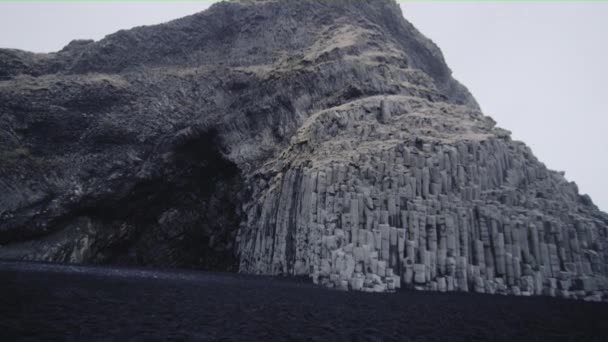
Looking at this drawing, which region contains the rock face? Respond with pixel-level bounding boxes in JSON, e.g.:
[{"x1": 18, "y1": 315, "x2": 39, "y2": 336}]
[{"x1": 1, "y1": 0, "x2": 607, "y2": 299}]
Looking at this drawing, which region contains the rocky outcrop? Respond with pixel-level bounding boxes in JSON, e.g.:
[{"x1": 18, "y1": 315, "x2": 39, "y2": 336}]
[
  {"x1": 238, "y1": 95, "x2": 608, "y2": 300},
  {"x1": 0, "y1": 0, "x2": 606, "y2": 300}
]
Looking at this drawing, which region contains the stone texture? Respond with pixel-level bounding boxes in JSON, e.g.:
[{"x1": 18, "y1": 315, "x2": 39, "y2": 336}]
[{"x1": 0, "y1": 0, "x2": 607, "y2": 301}]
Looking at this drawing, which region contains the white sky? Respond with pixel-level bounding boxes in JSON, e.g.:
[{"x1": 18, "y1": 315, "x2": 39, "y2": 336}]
[{"x1": 0, "y1": 1, "x2": 606, "y2": 212}]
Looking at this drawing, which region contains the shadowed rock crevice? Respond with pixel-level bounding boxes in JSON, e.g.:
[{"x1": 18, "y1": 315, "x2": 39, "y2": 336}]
[{"x1": 0, "y1": 129, "x2": 244, "y2": 271}]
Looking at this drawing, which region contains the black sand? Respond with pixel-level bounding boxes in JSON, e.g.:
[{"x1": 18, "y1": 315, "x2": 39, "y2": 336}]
[{"x1": 1, "y1": 262, "x2": 606, "y2": 341}]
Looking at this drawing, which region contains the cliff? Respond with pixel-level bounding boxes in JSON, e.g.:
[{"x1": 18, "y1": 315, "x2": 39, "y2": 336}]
[{"x1": 1, "y1": 0, "x2": 607, "y2": 300}]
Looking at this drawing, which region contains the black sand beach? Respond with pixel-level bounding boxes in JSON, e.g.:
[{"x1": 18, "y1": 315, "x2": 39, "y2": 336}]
[{"x1": 1, "y1": 262, "x2": 606, "y2": 341}]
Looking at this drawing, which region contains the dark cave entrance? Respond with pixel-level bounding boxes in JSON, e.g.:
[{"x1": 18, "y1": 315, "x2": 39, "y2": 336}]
[{"x1": 79, "y1": 129, "x2": 244, "y2": 271}]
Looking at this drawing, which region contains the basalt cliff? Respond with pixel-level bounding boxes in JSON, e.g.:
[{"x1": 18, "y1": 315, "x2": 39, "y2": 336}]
[{"x1": 1, "y1": 0, "x2": 607, "y2": 300}]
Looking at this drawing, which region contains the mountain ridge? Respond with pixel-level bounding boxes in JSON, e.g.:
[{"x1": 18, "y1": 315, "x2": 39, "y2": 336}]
[{"x1": 0, "y1": 0, "x2": 606, "y2": 300}]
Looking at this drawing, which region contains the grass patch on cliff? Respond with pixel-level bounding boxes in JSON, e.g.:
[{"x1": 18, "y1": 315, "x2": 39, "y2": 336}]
[
  {"x1": 0, "y1": 147, "x2": 31, "y2": 164},
  {"x1": 0, "y1": 146, "x2": 57, "y2": 171}
]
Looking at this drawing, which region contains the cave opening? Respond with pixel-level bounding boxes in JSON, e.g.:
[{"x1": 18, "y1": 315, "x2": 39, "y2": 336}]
[{"x1": 71, "y1": 129, "x2": 245, "y2": 271}]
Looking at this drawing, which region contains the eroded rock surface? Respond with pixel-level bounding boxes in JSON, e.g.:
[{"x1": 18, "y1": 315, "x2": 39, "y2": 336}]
[{"x1": 1, "y1": 0, "x2": 607, "y2": 299}]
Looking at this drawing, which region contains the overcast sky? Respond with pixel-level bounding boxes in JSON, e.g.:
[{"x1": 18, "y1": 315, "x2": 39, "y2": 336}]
[{"x1": 0, "y1": 1, "x2": 606, "y2": 212}]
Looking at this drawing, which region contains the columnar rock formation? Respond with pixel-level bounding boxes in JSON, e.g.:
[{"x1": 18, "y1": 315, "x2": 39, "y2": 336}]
[
  {"x1": 0, "y1": 0, "x2": 607, "y2": 300},
  {"x1": 238, "y1": 95, "x2": 608, "y2": 299}
]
